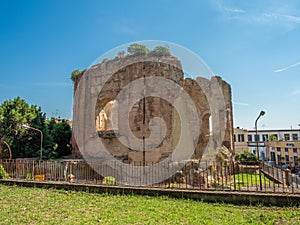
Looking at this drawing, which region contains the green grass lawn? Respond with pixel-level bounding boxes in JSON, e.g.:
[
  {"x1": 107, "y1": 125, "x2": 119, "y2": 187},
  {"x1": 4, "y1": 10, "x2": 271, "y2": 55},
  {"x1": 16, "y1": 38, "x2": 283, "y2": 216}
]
[
  {"x1": 0, "y1": 184, "x2": 299, "y2": 225},
  {"x1": 232, "y1": 173, "x2": 274, "y2": 189}
]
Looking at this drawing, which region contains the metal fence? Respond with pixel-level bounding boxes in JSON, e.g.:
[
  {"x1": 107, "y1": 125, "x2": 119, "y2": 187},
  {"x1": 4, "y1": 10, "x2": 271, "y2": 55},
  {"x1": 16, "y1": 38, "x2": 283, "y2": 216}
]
[{"x1": 1, "y1": 159, "x2": 300, "y2": 194}]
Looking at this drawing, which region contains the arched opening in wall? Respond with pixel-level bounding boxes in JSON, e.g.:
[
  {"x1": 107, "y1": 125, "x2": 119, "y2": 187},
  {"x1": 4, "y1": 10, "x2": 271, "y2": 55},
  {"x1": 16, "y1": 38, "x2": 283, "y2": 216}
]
[{"x1": 96, "y1": 100, "x2": 118, "y2": 132}]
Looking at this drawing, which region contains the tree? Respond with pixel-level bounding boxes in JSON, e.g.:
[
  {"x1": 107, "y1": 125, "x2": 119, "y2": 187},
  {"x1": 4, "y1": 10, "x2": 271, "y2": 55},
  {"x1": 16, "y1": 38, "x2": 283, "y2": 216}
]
[
  {"x1": 48, "y1": 119, "x2": 72, "y2": 157},
  {"x1": 268, "y1": 134, "x2": 277, "y2": 141},
  {"x1": 127, "y1": 43, "x2": 150, "y2": 56},
  {"x1": 235, "y1": 150, "x2": 258, "y2": 165},
  {"x1": 0, "y1": 98, "x2": 72, "y2": 159},
  {"x1": 149, "y1": 46, "x2": 171, "y2": 57},
  {"x1": 0, "y1": 97, "x2": 49, "y2": 158},
  {"x1": 71, "y1": 70, "x2": 82, "y2": 83}
]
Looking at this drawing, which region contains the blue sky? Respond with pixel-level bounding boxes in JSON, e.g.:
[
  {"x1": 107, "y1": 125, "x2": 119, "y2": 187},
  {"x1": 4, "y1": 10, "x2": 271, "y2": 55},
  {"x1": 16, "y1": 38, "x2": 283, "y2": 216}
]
[{"x1": 1, "y1": 0, "x2": 300, "y2": 130}]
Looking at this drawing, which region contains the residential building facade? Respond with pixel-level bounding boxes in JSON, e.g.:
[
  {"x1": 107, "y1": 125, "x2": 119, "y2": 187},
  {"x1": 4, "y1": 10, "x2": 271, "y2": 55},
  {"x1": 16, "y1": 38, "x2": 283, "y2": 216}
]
[
  {"x1": 266, "y1": 141, "x2": 300, "y2": 167},
  {"x1": 234, "y1": 127, "x2": 300, "y2": 162},
  {"x1": 233, "y1": 127, "x2": 248, "y2": 153}
]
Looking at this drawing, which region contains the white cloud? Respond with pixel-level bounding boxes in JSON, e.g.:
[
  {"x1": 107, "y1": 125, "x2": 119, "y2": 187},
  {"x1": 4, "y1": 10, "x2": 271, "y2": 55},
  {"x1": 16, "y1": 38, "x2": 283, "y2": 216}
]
[
  {"x1": 274, "y1": 61, "x2": 300, "y2": 73},
  {"x1": 233, "y1": 101, "x2": 249, "y2": 106},
  {"x1": 292, "y1": 90, "x2": 300, "y2": 95},
  {"x1": 213, "y1": 0, "x2": 245, "y2": 15},
  {"x1": 212, "y1": 0, "x2": 300, "y2": 30},
  {"x1": 264, "y1": 13, "x2": 300, "y2": 24},
  {"x1": 223, "y1": 7, "x2": 245, "y2": 14}
]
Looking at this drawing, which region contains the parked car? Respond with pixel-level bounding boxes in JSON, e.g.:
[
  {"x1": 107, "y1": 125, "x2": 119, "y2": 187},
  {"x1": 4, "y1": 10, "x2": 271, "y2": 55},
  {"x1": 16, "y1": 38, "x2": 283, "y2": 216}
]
[
  {"x1": 281, "y1": 164, "x2": 291, "y2": 170},
  {"x1": 264, "y1": 161, "x2": 276, "y2": 166}
]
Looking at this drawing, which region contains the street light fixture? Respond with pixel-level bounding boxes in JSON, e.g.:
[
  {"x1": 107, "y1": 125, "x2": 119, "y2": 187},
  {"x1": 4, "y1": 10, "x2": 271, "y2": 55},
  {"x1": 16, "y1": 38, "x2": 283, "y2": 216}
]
[
  {"x1": 255, "y1": 111, "x2": 265, "y2": 160},
  {"x1": 21, "y1": 124, "x2": 43, "y2": 160},
  {"x1": 254, "y1": 110, "x2": 265, "y2": 191}
]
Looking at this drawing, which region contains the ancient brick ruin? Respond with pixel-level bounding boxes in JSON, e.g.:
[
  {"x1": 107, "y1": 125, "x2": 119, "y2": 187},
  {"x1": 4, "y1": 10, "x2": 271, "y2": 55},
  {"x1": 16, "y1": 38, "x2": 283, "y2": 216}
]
[{"x1": 72, "y1": 54, "x2": 234, "y2": 165}]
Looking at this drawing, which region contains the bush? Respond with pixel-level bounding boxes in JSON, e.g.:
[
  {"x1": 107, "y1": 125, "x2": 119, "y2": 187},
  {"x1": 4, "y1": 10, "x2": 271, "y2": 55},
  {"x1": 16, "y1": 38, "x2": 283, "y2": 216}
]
[
  {"x1": 235, "y1": 150, "x2": 258, "y2": 165},
  {"x1": 71, "y1": 70, "x2": 82, "y2": 82},
  {"x1": 127, "y1": 44, "x2": 149, "y2": 56},
  {"x1": 149, "y1": 46, "x2": 171, "y2": 57},
  {"x1": 104, "y1": 176, "x2": 115, "y2": 185},
  {"x1": 0, "y1": 164, "x2": 9, "y2": 179}
]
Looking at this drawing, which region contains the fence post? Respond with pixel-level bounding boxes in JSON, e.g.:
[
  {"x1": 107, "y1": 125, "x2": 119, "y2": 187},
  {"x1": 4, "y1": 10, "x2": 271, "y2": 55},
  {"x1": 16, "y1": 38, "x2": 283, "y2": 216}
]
[
  {"x1": 232, "y1": 162, "x2": 236, "y2": 191},
  {"x1": 285, "y1": 168, "x2": 291, "y2": 186},
  {"x1": 32, "y1": 160, "x2": 35, "y2": 180}
]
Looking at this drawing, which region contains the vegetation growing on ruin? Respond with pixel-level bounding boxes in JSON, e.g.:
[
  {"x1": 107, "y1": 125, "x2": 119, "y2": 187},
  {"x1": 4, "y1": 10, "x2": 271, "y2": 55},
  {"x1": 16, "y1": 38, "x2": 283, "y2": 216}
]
[
  {"x1": 71, "y1": 69, "x2": 82, "y2": 83},
  {"x1": 70, "y1": 44, "x2": 171, "y2": 83}
]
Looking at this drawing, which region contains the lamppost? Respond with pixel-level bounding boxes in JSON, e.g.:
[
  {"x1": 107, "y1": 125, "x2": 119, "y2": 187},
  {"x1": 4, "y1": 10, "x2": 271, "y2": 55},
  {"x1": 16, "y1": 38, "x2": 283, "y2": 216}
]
[
  {"x1": 0, "y1": 139, "x2": 12, "y2": 160},
  {"x1": 21, "y1": 124, "x2": 43, "y2": 160},
  {"x1": 255, "y1": 110, "x2": 265, "y2": 191},
  {"x1": 255, "y1": 111, "x2": 265, "y2": 159}
]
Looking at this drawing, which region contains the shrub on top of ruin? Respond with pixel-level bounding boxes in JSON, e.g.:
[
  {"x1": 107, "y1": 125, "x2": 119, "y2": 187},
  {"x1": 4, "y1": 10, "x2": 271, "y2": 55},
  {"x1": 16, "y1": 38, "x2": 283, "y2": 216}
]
[
  {"x1": 71, "y1": 69, "x2": 82, "y2": 83},
  {"x1": 117, "y1": 50, "x2": 126, "y2": 58},
  {"x1": 127, "y1": 43, "x2": 150, "y2": 56},
  {"x1": 149, "y1": 46, "x2": 171, "y2": 57},
  {"x1": 101, "y1": 58, "x2": 110, "y2": 63}
]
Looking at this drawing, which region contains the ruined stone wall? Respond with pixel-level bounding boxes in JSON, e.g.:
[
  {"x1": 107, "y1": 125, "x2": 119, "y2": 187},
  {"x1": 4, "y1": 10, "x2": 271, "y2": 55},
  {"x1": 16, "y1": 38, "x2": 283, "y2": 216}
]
[{"x1": 72, "y1": 55, "x2": 234, "y2": 163}]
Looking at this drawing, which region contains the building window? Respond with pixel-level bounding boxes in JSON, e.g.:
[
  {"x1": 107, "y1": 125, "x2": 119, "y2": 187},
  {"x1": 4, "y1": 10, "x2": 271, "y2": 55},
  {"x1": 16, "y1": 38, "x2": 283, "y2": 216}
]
[
  {"x1": 292, "y1": 133, "x2": 298, "y2": 140},
  {"x1": 293, "y1": 148, "x2": 297, "y2": 153},
  {"x1": 277, "y1": 154, "x2": 281, "y2": 164},
  {"x1": 295, "y1": 156, "x2": 299, "y2": 166},
  {"x1": 262, "y1": 134, "x2": 268, "y2": 141},
  {"x1": 255, "y1": 134, "x2": 259, "y2": 142},
  {"x1": 277, "y1": 147, "x2": 281, "y2": 154},
  {"x1": 234, "y1": 134, "x2": 236, "y2": 142},
  {"x1": 270, "y1": 152, "x2": 275, "y2": 161},
  {"x1": 285, "y1": 155, "x2": 289, "y2": 162},
  {"x1": 238, "y1": 134, "x2": 245, "y2": 142},
  {"x1": 248, "y1": 135, "x2": 252, "y2": 142},
  {"x1": 285, "y1": 148, "x2": 289, "y2": 155},
  {"x1": 284, "y1": 134, "x2": 290, "y2": 141}
]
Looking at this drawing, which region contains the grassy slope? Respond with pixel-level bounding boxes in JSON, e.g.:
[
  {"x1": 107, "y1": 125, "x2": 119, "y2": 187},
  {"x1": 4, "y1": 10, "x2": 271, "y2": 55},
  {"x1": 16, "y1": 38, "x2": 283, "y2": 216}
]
[{"x1": 0, "y1": 185, "x2": 299, "y2": 225}]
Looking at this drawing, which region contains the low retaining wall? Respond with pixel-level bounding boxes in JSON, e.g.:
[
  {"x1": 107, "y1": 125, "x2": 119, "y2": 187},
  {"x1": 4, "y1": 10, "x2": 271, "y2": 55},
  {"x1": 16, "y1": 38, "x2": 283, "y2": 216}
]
[{"x1": 1, "y1": 179, "x2": 299, "y2": 207}]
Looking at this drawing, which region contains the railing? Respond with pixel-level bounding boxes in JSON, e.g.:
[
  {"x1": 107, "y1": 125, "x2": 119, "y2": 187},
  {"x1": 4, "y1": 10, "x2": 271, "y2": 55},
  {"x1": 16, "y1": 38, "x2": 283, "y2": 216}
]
[{"x1": 0, "y1": 159, "x2": 299, "y2": 194}]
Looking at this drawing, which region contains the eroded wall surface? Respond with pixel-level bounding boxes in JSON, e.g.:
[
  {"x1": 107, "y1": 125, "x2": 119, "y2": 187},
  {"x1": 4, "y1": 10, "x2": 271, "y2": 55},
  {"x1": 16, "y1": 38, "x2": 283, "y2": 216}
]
[{"x1": 72, "y1": 55, "x2": 233, "y2": 164}]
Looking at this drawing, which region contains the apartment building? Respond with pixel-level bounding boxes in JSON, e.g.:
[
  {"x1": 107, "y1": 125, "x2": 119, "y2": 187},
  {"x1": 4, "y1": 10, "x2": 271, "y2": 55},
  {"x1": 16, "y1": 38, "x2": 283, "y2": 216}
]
[
  {"x1": 233, "y1": 127, "x2": 248, "y2": 153},
  {"x1": 234, "y1": 127, "x2": 300, "y2": 161},
  {"x1": 266, "y1": 141, "x2": 300, "y2": 167}
]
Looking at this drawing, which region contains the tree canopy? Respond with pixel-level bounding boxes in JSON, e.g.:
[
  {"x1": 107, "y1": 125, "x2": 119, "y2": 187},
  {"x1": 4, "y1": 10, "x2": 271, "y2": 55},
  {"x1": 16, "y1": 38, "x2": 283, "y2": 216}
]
[
  {"x1": 127, "y1": 43, "x2": 150, "y2": 55},
  {"x1": 235, "y1": 150, "x2": 258, "y2": 165},
  {"x1": 149, "y1": 46, "x2": 171, "y2": 57},
  {"x1": 127, "y1": 44, "x2": 171, "y2": 57},
  {"x1": 0, "y1": 97, "x2": 72, "y2": 159}
]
